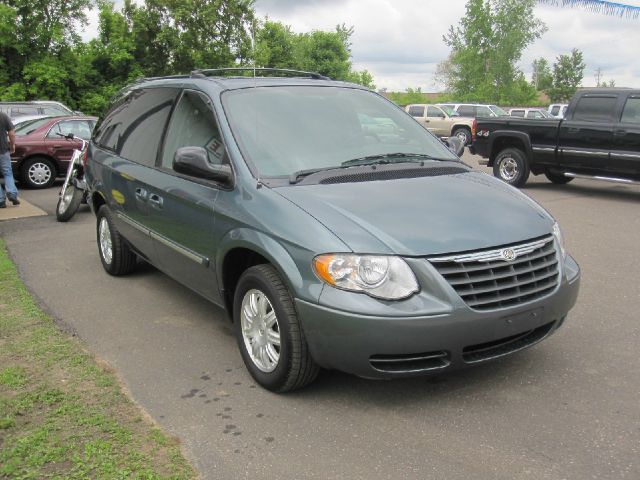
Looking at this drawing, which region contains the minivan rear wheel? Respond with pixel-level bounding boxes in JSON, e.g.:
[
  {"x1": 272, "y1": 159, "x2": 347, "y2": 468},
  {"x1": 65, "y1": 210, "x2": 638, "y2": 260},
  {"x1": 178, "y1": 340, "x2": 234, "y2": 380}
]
[
  {"x1": 96, "y1": 205, "x2": 137, "y2": 276},
  {"x1": 233, "y1": 264, "x2": 319, "y2": 392}
]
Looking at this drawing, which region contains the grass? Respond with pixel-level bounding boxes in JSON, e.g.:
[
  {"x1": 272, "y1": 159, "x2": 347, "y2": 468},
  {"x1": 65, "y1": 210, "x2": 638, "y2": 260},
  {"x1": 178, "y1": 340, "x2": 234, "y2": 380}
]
[{"x1": 0, "y1": 239, "x2": 196, "y2": 479}]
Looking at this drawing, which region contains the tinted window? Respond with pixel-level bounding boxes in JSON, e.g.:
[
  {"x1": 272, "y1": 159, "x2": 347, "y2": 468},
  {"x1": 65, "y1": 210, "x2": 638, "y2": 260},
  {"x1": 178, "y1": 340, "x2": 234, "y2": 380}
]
[
  {"x1": 426, "y1": 106, "x2": 444, "y2": 118},
  {"x1": 511, "y1": 110, "x2": 525, "y2": 117},
  {"x1": 620, "y1": 97, "x2": 640, "y2": 124},
  {"x1": 95, "y1": 88, "x2": 178, "y2": 166},
  {"x1": 572, "y1": 96, "x2": 617, "y2": 122},
  {"x1": 161, "y1": 90, "x2": 226, "y2": 169},
  {"x1": 408, "y1": 106, "x2": 424, "y2": 117},
  {"x1": 550, "y1": 106, "x2": 560, "y2": 115},
  {"x1": 457, "y1": 105, "x2": 475, "y2": 117}
]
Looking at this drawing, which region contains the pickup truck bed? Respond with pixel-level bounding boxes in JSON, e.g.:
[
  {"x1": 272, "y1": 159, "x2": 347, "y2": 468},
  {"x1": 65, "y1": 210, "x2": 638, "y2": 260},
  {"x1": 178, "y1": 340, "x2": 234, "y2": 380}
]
[{"x1": 470, "y1": 88, "x2": 640, "y2": 187}]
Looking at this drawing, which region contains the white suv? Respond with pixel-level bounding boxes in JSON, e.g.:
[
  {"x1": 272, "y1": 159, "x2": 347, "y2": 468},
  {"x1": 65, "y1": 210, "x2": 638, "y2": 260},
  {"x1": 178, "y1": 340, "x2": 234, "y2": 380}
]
[{"x1": 438, "y1": 103, "x2": 509, "y2": 118}]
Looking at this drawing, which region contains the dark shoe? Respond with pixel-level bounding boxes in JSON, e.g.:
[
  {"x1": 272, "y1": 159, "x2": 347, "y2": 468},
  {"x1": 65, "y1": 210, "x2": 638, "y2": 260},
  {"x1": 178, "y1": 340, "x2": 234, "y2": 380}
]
[
  {"x1": 7, "y1": 195, "x2": 20, "y2": 205},
  {"x1": 0, "y1": 201, "x2": 6, "y2": 209}
]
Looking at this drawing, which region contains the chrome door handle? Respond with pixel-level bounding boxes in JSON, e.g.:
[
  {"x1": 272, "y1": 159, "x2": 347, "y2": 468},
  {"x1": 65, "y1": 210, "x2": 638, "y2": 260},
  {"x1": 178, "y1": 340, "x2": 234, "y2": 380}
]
[
  {"x1": 148, "y1": 194, "x2": 163, "y2": 207},
  {"x1": 135, "y1": 188, "x2": 148, "y2": 200}
]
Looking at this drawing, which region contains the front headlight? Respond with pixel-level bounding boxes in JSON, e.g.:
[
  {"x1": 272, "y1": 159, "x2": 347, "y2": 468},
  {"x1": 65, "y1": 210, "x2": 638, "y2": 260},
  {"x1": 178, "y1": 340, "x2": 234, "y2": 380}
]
[
  {"x1": 553, "y1": 222, "x2": 566, "y2": 258},
  {"x1": 313, "y1": 254, "x2": 419, "y2": 300}
]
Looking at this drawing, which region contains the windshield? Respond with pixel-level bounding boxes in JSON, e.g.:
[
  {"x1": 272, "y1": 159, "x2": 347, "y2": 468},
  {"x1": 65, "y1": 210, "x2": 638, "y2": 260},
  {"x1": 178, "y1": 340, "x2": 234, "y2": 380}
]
[
  {"x1": 489, "y1": 105, "x2": 509, "y2": 117},
  {"x1": 14, "y1": 118, "x2": 52, "y2": 136},
  {"x1": 222, "y1": 86, "x2": 458, "y2": 177}
]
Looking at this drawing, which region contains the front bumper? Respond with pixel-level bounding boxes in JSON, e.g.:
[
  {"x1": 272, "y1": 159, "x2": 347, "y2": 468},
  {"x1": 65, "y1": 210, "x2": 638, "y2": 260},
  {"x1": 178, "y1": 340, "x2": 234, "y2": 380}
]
[{"x1": 297, "y1": 255, "x2": 580, "y2": 379}]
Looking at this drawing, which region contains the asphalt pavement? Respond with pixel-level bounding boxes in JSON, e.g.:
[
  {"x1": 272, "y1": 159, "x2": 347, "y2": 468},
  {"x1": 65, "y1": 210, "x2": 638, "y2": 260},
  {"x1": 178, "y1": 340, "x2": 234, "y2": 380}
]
[{"x1": 1, "y1": 155, "x2": 638, "y2": 480}]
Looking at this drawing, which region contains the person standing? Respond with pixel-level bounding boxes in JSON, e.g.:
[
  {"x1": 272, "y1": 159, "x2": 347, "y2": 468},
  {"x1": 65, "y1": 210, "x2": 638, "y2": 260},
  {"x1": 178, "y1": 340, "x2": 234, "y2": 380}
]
[{"x1": 0, "y1": 111, "x2": 19, "y2": 208}]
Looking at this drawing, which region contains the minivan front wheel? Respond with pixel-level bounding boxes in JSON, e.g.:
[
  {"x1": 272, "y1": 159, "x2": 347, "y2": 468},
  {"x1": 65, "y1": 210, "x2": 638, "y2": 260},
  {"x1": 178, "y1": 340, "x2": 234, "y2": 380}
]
[
  {"x1": 96, "y1": 206, "x2": 137, "y2": 276},
  {"x1": 493, "y1": 148, "x2": 530, "y2": 187},
  {"x1": 234, "y1": 265, "x2": 319, "y2": 392}
]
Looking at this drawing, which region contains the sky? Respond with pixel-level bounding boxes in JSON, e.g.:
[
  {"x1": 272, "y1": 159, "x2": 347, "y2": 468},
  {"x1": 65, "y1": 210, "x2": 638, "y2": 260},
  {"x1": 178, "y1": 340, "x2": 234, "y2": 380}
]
[
  {"x1": 82, "y1": 0, "x2": 640, "y2": 92},
  {"x1": 253, "y1": 0, "x2": 640, "y2": 92}
]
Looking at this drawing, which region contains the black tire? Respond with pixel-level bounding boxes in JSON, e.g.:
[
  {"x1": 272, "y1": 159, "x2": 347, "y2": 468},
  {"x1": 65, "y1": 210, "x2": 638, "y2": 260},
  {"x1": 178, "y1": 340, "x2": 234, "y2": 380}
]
[
  {"x1": 233, "y1": 264, "x2": 319, "y2": 392},
  {"x1": 452, "y1": 127, "x2": 471, "y2": 145},
  {"x1": 544, "y1": 169, "x2": 574, "y2": 184},
  {"x1": 96, "y1": 205, "x2": 137, "y2": 276},
  {"x1": 20, "y1": 156, "x2": 57, "y2": 189},
  {"x1": 56, "y1": 184, "x2": 83, "y2": 222},
  {"x1": 493, "y1": 148, "x2": 530, "y2": 187}
]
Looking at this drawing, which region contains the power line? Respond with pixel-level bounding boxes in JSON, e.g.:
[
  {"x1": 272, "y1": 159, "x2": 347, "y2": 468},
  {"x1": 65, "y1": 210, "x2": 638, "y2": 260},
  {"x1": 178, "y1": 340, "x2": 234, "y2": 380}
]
[{"x1": 538, "y1": 0, "x2": 640, "y2": 19}]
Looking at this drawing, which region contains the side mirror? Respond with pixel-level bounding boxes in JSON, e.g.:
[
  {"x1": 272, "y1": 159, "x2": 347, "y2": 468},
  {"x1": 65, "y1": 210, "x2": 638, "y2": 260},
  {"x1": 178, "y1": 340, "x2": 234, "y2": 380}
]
[
  {"x1": 443, "y1": 136, "x2": 464, "y2": 157},
  {"x1": 173, "y1": 146, "x2": 232, "y2": 184}
]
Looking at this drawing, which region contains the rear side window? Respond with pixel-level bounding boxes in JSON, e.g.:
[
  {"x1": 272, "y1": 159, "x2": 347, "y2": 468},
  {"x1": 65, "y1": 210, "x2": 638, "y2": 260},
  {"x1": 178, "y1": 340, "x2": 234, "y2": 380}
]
[
  {"x1": 620, "y1": 97, "x2": 640, "y2": 124},
  {"x1": 161, "y1": 90, "x2": 226, "y2": 169},
  {"x1": 572, "y1": 96, "x2": 617, "y2": 122},
  {"x1": 94, "y1": 88, "x2": 178, "y2": 166},
  {"x1": 407, "y1": 106, "x2": 424, "y2": 117}
]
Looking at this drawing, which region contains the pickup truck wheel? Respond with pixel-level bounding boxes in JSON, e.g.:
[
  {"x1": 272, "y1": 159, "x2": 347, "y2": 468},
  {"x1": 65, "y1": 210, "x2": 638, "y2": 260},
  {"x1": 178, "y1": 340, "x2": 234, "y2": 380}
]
[
  {"x1": 234, "y1": 264, "x2": 319, "y2": 392},
  {"x1": 452, "y1": 127, "x2": 471, "y2": 145},
  {"x1": 493, "y1": 148, "x2": 530, "y2": 187},
  {"x1": 545, "y1": 169, "x2": 574, "y2": 184}
]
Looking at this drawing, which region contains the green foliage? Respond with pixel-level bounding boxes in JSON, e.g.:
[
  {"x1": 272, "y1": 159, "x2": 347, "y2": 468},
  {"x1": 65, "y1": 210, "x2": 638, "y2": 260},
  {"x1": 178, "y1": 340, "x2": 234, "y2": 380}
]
[
  {"x1": 532, "y1": 57, "x2": 553, "y2": 91},
  {"x1": 549, "y1": 48, "x2": 585, "y2": 102},
  {"x1": 0, "y1": 2, "x2": 376, "y2": 115},
  {"x1": 443, "y1": 0, "x2": 546, "y2": 104},
  {"x1": 388, "y1": 88, "x2": 427, "y2": 106}
]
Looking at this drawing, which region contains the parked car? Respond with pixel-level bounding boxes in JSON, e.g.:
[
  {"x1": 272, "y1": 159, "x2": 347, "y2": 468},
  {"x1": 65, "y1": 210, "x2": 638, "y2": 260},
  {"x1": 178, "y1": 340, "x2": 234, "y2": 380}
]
[
  {"x1": 0, "y1": 101, "x2": 75, "y2": 119},
  {"x1": 85, "y1": 69, "x2": 580, "y2": 392},
  {"x1": 470, "y1": 88, "x2": 640, "y2": 187},
  {"x1": 11, "y1": 115, "x2": 97, "y2": 188},
  {"x1": 508, "y1": 108, "x2": 552, "y2": 119},
  {"x1": 405, "y1": 104, "x2": 475, "y2": 144},
  {"x1": 547, "y1": 103, "x2": 568, "y2": 119},
  {"x1": 438, "y1": 103, "x2": 510, "y2": 118}
]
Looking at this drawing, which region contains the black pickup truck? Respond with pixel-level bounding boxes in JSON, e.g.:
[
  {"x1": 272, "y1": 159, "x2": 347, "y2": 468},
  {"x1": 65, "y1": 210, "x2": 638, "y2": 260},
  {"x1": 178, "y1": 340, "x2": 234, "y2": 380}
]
[{"x1": 470, "y1": 88, "x2": 640, "y2": 187}]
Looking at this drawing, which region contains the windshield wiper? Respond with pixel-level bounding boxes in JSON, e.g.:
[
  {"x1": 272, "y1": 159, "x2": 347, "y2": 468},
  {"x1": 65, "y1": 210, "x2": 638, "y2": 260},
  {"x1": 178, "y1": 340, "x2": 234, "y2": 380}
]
[
  {"x1": 289, "y1": 166, "x2": 346, "y2": 184},
  {"x1": 341, "y1": 152, "x2": 449, "y2": 167}
]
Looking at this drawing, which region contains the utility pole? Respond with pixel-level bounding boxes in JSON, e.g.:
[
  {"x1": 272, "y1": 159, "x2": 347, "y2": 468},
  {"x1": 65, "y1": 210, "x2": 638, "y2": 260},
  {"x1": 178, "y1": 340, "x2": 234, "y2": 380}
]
[{"x1": 595, "y1": 67, "x2": 602, "y2": 87}]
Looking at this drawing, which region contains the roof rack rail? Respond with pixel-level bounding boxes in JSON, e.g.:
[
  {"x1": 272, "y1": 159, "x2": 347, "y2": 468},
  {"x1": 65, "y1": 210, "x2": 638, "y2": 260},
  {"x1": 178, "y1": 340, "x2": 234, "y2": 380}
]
[{"x1": 190, "y1": 68, "x2": 331, "y2": 81}]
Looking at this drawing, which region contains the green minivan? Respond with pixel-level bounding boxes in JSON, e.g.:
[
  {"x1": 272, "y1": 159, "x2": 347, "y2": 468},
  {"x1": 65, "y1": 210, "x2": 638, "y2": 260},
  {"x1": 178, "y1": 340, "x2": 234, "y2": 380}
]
[{"x1": 85, "y1": 70, "x2": 580, "y2": 392}]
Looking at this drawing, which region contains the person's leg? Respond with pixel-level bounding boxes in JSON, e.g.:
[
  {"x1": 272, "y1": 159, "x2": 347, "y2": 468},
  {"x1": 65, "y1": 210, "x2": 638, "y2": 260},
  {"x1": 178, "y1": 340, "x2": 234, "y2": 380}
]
[
  {"x1": 0, "y1": 152, "x2": 8, "y2": 205},
  {"x1": 0, "y1": 152, "x2": 18, "y2": 203}
]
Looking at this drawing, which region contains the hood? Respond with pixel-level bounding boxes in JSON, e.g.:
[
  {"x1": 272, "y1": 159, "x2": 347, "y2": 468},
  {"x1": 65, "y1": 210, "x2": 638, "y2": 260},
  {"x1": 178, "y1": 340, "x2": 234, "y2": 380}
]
[{"x1": 275, "y1": 171, "x2": 553, "y2": 256}]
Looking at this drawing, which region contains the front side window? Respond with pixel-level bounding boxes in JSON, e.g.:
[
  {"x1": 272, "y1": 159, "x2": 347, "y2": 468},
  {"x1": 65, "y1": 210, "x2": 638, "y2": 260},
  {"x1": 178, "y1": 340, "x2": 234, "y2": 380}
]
[
  {"x1": 477, "y1": 106, "x2": 493, "y2": 117},
  {"x1": 572, "y1": 96, "x2": 617, "y2": 122},
  {"x1": 47, "y1": 120, "x2": 93, "y2": 140},
  {"x1": 161, "y1": 90, "x2": 226, "y2": 169},
  {"x1": 620, "y1": 97, "x2": 640, "y2": 124},
  {"x1": 426, "y1": 106, "x2": 444, "y2": 118},
  {"x1": 94, "y1": 88, "x2": 178, "y2": 166},
  {"x1": 489, "y1": 105, "x2": 509, "y2": 116},
  {"x1": 223, "y1": 86, "x2": 457, "y2": 177}
]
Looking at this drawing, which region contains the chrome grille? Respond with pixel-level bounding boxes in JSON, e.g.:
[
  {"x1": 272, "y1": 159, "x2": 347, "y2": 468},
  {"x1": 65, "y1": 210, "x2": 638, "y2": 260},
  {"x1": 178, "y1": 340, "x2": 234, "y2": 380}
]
[{"x1": 429, "y1": 236, "x2": 559, "y2": 310}]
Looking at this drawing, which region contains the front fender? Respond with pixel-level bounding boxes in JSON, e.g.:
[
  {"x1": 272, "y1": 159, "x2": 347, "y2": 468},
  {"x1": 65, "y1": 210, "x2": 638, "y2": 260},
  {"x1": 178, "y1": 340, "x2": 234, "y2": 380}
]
[{"x1": 216, "y1": 228, "x2": 322, "y2": 304}]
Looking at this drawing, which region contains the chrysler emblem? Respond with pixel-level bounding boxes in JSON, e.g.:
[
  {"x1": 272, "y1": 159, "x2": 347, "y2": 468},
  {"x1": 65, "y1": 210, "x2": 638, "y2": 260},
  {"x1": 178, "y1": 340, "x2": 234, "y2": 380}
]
[{"x1": 501, "y1": 248, "x2": 517, "y2": 261}]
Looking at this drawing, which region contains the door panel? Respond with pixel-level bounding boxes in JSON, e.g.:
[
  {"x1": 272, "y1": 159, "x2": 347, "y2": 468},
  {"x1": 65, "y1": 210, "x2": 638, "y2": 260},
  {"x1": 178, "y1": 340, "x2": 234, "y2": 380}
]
[{"x1": 609, "y1": 96, "x2": 640, "y2": 177}]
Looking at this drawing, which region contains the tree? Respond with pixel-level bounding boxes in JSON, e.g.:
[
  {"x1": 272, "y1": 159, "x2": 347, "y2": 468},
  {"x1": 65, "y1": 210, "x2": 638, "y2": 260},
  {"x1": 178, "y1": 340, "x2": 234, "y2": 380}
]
[
  {"x1": 532, "y1": 58, "x2": 553, "y2": 91},
  {"x1": 388, "y1": 88, "x2": 427, "y2": 106},
  {"x1": 442, "y1": 0, "x2": 546, "y2": 104},
  {"x1": 549, "y1": 48, "x2": 585, "y2": 102}
]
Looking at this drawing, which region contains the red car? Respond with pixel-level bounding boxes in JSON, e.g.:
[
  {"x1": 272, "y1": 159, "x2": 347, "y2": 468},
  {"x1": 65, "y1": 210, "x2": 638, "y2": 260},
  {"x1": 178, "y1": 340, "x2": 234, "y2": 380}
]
[{"x1": 11, "y1": 115, "x2": 97, "y2": 188}]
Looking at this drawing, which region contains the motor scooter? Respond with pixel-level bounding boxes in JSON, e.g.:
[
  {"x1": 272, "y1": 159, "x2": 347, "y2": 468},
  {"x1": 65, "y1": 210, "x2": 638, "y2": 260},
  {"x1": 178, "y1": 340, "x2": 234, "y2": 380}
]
[{"x1": 56, "y1": 133, "x2": 88, "y2": 222}]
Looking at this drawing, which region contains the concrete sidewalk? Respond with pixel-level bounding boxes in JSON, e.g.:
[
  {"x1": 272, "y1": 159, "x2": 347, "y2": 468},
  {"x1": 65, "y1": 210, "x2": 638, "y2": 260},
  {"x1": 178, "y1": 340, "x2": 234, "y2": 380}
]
[{"x1": 0, "y1": 197, "x2": 47, "y2": 221}]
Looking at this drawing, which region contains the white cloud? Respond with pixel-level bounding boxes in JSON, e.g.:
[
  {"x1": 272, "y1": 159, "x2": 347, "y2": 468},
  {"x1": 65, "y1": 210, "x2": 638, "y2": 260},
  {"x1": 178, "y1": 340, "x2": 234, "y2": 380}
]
[{"x1": 255, "y1": 0, "x2": 640, "y2": 92}]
